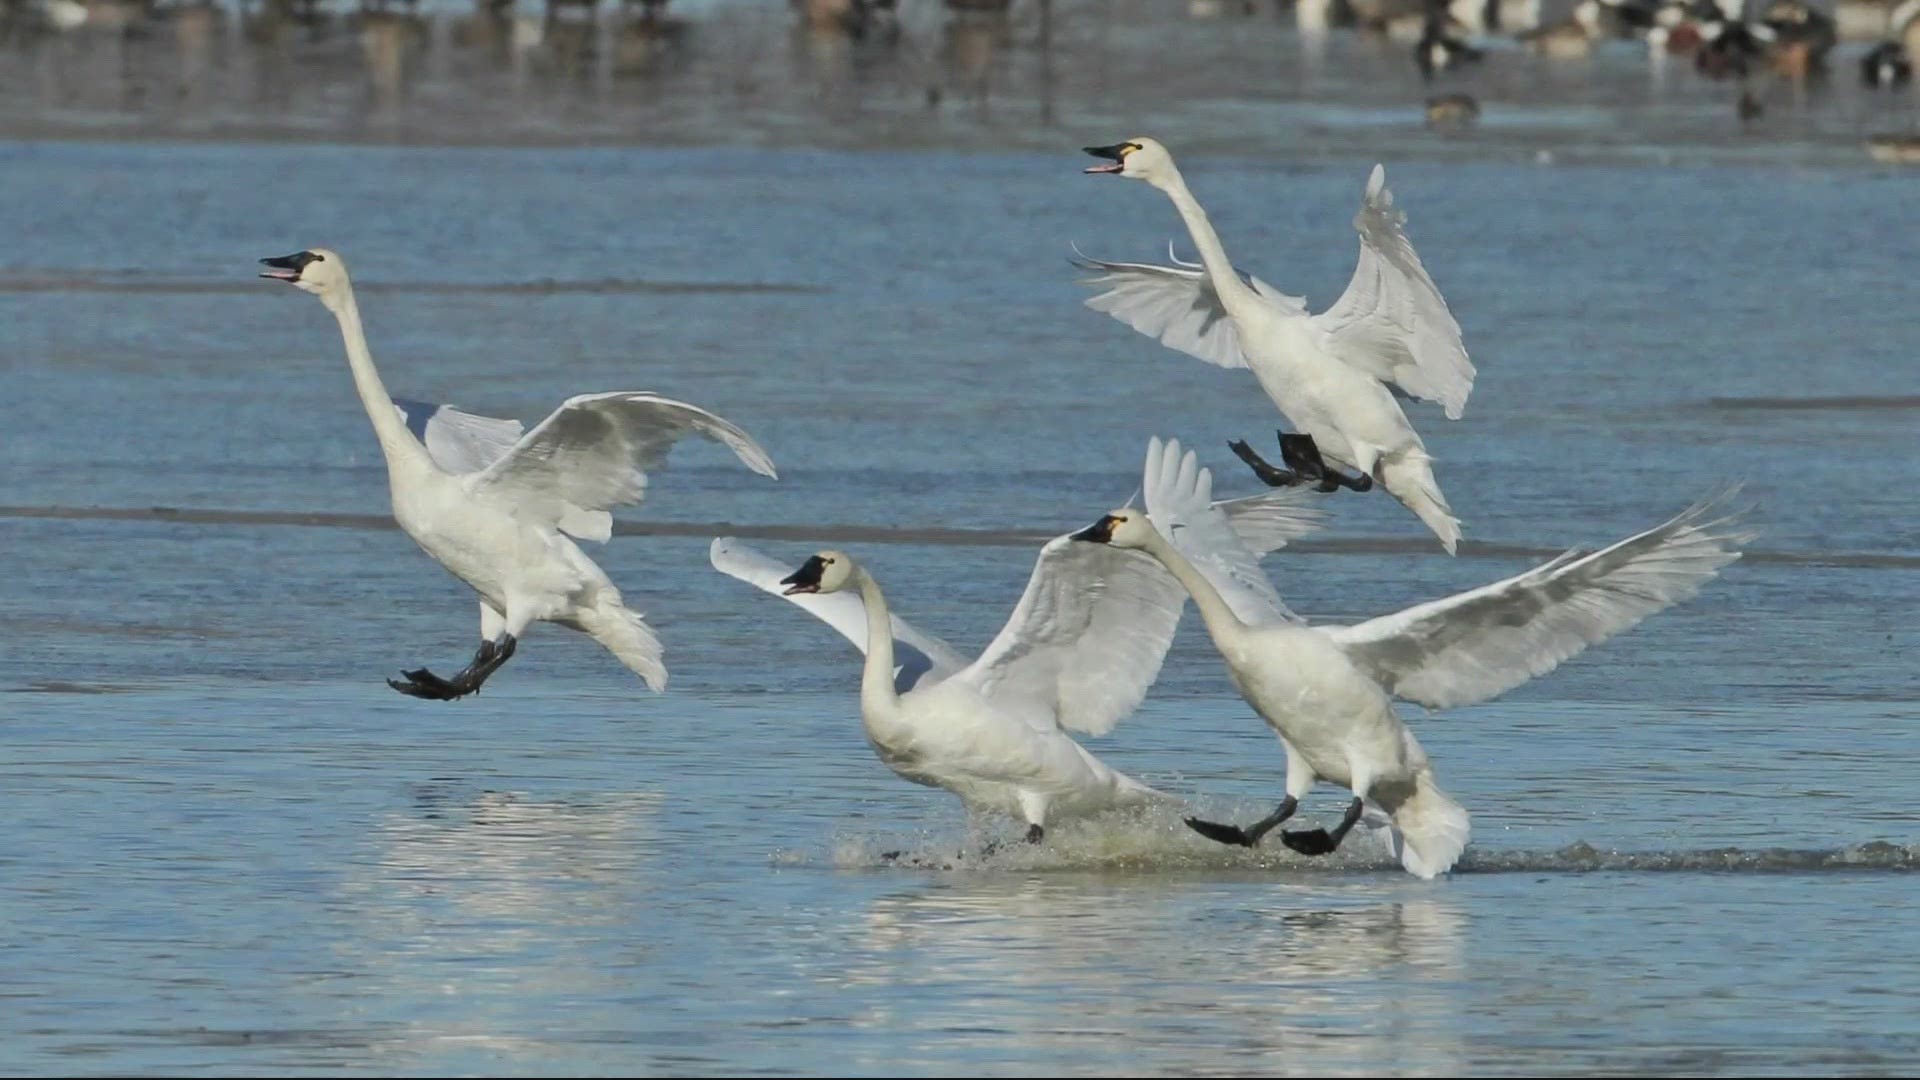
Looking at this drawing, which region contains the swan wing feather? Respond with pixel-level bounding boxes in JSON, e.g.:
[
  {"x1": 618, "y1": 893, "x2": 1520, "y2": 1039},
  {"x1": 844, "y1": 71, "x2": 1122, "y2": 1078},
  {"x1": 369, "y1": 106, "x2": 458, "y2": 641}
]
[
  {"x1": 708, "y1": 538, "x2": 969, "y2": 694},
  {"x1": 1326, "y1": 489, "x2": 1754, "y2": 710},
  {"x1": 391, "y1": 399, "x2": 524, "y2": 475},
  {"x1": 1142, "y1": 437, "x2": 1299, "y2": 628},
  {"x1": 1313, "y1": 164, "x2": 1476, "y2": 419},
  {"x1": 957, "y1": 437, "x2": 1315, "y2": 736},
  {"x1": 468, "y1": 392, "x2": 776, "y2": 542},
  {"x1": 1071, "y1": 247, "x2": 1305, "y2": 371}
]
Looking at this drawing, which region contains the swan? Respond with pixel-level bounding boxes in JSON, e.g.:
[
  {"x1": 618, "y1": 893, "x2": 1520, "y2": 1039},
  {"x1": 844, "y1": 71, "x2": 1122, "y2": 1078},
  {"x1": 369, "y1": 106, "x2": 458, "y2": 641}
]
[
  {"x1": 712, "y1": 439, "x2": 1327, "y2": 840},
  {"x1": 1070, "y1": 445, "x2": 1751, "y2": 878},
  {"x1": 1075, "y1": 140, "x2": 1474, "y2": 552},
  {"x1": 259, "y1": 248, "x2": 778, "y2": 699}
]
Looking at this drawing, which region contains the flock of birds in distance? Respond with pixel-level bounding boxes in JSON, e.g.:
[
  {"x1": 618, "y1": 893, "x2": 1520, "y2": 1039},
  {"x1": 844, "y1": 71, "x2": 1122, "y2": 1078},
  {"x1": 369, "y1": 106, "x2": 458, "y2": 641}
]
[
  {"x1": 1396, "y1": 0, "x2": 1920, "y2": 132},
  {"x1": 260, "y1": 137, "x2": 1751, "y2": 879}
]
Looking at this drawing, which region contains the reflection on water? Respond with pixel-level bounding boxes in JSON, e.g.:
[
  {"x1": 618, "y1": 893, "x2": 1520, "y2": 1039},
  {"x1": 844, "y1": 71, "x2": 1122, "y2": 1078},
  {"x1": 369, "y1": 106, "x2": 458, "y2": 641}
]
[
  {"x1": 343, "y1": 784, "x2": 663, "y2": 931},
  {"x1": 847, "y1": 881, "x2": 1468, "y2": 1073},
  {"x1": 321, "y1": 786, "x2": 666, "y2": 1061}
]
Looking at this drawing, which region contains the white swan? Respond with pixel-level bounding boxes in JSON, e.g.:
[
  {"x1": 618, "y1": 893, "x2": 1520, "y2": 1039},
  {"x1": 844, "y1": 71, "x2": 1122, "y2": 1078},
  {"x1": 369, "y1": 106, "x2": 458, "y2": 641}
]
[
  {"x1": 1076, "y1": 139, "x2": 1474, "y2": 552},
  {"x1": 1071, "y1": 441, "x2": 1751, "y2": 877},
  {"x1": 712, "y1": 441, "x2": 1326, "y2": 840},
  {"x1": 260, "y1": 248, "x2": 777, "y2": 699}
]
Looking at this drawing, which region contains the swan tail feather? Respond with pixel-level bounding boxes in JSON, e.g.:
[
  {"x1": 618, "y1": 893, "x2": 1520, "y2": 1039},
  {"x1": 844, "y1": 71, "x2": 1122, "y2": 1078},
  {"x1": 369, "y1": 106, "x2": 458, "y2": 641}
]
[
  {"x1": 579, "y1": 602, "x2": 666, "y2": 691},
  {"x1": 1116, "y1": 770, "x2": 1176, "y2": 807},
  {"x1": 1378, "y1": 450, "x2": 1461, "y2": 555},
  {"x1": 1385, "y1": 771, "x2": 1470, "y2": 879}
]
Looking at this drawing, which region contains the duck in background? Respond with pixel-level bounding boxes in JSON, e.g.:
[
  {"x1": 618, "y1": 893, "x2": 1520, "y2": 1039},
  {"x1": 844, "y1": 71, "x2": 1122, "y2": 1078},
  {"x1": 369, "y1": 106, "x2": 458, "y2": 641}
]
[
  {"x1": 1694, "y1": 6, "x2": 1774, "y2": 79},
  {"x1": 1425, "y1": 92, "x2": 1482, "y2": 129},
  {"x1": 1861, "y1": 39, "x2": 1912, "y2": 89},
  {"x1": 1518, "y1": 0, "x2": 1605, "y2": 57},
  {"x1": 1415, "y1": 8, "x2": 1485, "y2": 79},
  {"x1": 1759, "y1": 0, "x2": 1835, "y2": 83}
]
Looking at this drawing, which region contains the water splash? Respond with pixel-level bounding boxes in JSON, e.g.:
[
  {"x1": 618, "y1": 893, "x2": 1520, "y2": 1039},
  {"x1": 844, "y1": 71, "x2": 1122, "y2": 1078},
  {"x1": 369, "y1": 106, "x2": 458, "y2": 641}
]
[{"x1": 773, "y1": 807, "x2": 1920, "y2": 875}]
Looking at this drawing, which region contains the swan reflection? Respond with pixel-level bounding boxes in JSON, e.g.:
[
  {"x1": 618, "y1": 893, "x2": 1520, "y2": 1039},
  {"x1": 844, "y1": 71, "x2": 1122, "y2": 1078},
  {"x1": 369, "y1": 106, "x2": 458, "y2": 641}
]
[{"x1": 835, "y1": 879, "x2": 1468, "y2": 1074}]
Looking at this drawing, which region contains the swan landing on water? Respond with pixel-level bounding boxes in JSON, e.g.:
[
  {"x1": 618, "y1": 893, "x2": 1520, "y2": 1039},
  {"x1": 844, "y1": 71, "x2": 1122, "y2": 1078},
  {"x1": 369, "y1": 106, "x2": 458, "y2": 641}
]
[
  {"x1": 710, "y1": 441, "x2": 1327, "y2": 841},
  {"x1": 259, "y1": 249, "x2": 777, "y2": 700},
  {"x1": 1071, "y1": 439, "x2": 1752, "y2": 878},
  {"x1": 1075, "y1": 139, "x2": 1475, "y2": 553}
]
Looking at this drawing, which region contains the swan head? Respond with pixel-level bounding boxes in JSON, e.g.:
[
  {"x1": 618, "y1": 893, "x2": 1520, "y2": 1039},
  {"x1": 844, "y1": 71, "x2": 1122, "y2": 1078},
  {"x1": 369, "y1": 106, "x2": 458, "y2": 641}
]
[
  {"x1": 780, "y1": 550, "x2": 856, "y2": 595},
  {"x1": 1083, "y1": 137, "x2": 1175, "y2": 185},
  {"x1": 1069, "y1": 508, "x2": 1156, "y2": 549},
  {"x1": 259, "y1": 247, "x2": 348, "y2": 301}
]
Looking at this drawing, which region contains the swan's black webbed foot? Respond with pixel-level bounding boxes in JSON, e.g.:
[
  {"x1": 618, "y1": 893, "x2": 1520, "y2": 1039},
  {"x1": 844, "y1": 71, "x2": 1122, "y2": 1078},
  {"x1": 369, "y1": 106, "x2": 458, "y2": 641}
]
[
  {"x1": 1280, "y1": 828, "x2": 1339, "y2": 855},
  {"x1": 1184, "y1": 817, "x2": 1258, "y2": 847},
  {"x1": 387, "y1": 636, "x2": 518, "y2": 700},
  {"x1": 1280, "y1": 797, "x2": 1365, "y2": 857},
  {"x1": 973, "y1": 824, "x2": 1042, "y2": 858},
  {"x1": 1278, "y1": 432, "x2": 1373, "y2": 493},
  {"x1": 389, "y1": 667, "x2": 465, "y2": 700},
  {"x1": 1184, "y1": 795, "x2": 1298, "y2": 849},
  {"x1": 1229, "y1": 438, "x2": 1302, "y2": 487}
]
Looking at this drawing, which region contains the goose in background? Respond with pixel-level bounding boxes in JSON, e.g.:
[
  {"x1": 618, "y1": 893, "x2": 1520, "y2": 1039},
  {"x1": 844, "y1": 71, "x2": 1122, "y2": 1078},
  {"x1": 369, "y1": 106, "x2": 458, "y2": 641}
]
[
  {"x1": 713, "y1": 439, "x2": 1326, "y2": 841},
  {"x1": 260, "y1": 248, "x2": 777, "y2": 699},
  {"x1": 1076, "y1": 140, "x2": 1474, "y2": 553},
  {"x1": 1070, "y1": 446, "x2": 1752, "y2": 878}
]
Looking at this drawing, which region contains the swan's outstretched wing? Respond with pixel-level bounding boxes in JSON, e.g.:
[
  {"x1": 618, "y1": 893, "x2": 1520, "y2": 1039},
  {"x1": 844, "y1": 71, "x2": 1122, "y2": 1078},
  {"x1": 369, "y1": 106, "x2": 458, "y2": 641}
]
[
  {"x1": 468, "y1": 392, "x2": 777, "y2": 543},
  {"x1": 957, "y1": 538, "x2": 1185, "y2": 737},
  {"x1": 1327, "y1": 490, "x2": 1754, "y2": 710},
  {"x1": 708, "y1": 539, "x2": 969, "y2": 694},
  {"x1": 392, "y1": 399, "x2": 524, "y2": 475},
  {"x1": 1142, "y1": 437, "x2": 1299, "y2": 627},
  {"x1": 1219, "y1": 485, "x2": 1330, "y2": 557},
  {"x1": 1072, "y1": 246, "x2": 1306, "y2": 371},
  {"x1": 957, "y1": 437, "x2": 1318, "y2": 737},
  {"x1": 1313, "y1": 165, "x2": 1476, "y2": 420}
]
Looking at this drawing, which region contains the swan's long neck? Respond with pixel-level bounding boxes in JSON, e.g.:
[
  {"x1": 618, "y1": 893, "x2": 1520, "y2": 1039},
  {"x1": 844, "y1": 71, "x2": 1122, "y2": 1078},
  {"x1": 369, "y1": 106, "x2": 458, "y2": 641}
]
[
  {"x1": 854, "y1": 568, "x2": 900, "y2": 717},
  {"x1": 325, "y1": 285, "x2": 430, "y2": 474},
  {"x1": 1158, "y1": 168, "x2": 1259, "y2": 313},
  {"x1": 1140, "y1": 532, "x2": 1249, "y2": 652}
]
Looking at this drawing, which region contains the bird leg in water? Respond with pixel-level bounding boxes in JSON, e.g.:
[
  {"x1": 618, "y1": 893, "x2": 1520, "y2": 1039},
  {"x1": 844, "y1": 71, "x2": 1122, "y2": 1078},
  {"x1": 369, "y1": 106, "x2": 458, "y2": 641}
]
[
  {"x1": 388, "y1": 635, "x2": 518, "y2": 700},
  {"x1": 1280, "y1": 796, "x2": 1366, "y2": 856},
  {"x1": 1184, "y1": 795, "x2": 1298, "y2": 848},
  {"x1": 884, "y1": 821, "x2": 1044, "y2": 866},
  {"x1": 978, "y1": 823, "x2": 1044, "y2": 857}
]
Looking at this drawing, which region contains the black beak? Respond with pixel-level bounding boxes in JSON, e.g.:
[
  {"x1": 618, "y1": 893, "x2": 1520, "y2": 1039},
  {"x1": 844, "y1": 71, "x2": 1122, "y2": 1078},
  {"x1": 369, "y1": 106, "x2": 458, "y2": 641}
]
[
  {"x1": 1070, "y1": 515, "x2": 1120, "y2": 544},
  {"x1": 259, "y1": 251, "x2": 318, "y2": 282},
  {"x1": 780, "y1": 555, "x2": 828, "y2": 595},
  {"x1": 1083, "y1": 144, "x2": 1130, "y2": 174}
]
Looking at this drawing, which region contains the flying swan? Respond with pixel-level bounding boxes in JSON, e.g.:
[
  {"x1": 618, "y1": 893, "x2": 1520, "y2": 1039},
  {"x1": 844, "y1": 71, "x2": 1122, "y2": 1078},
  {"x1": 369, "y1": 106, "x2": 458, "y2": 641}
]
[
  {"x1": 260, "y1": 248, "x2": 777, "y2": 699},
  {"x1": 709, "y1": 441, "x2": 1326, "y2": 841},
  {"x1": 1076, "y1": 138, "x2": 1475, "y2": 552},
  {"x1": 1070, "y1": 440, "x2": 1751, "y2": 878}
]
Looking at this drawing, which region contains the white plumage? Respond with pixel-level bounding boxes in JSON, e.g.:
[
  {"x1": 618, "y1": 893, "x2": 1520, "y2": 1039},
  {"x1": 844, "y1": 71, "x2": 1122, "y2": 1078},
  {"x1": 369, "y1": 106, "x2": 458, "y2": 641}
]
[
  {"x1": 1075, "y1": 438, "x2": 1752, "y2": 878},
  {"x1": 710, "y1": 443, "x2": 1326, "y2": 838},
  {"x1": 262, "y1": 247, "x2": 776, "y2": 698},
  {"x1": 1077, "y1": 139, "x2": 1474, "y2": 552}
]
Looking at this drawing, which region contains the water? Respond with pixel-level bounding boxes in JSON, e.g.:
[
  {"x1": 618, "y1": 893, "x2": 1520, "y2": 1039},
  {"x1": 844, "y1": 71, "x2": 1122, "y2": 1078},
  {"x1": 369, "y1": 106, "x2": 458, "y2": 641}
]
[{"x1": 4, "y1": 73, "x2": 1920, "y2": 1077}]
